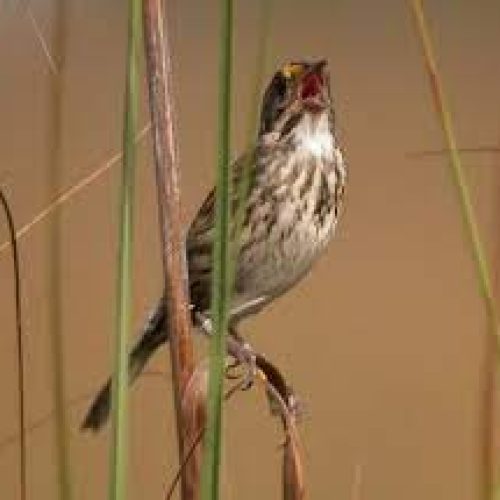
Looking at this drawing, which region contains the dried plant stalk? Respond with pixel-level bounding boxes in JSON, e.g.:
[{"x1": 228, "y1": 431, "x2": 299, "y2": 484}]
[
  {"x1": 253, "y1": 355, "x2": 305, "y2": 500},
  {"x1": 282, "y1": 424, "x2": 305, "y2": 500},
  {"x1": 141, "y1": 1, "x2": 198, "y2": 498},
  {"x1": 0, "y1": 189, "x2": 26, "y2": 500},
  {"x1": 164, "y1": 342, "x2": 306, "y2": 500}
]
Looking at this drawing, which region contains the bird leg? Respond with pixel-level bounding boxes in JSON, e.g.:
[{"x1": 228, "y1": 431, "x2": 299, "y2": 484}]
[
  {"x1": 226, "y1": 329, "x2": 258, "y2": 390},
  {"x1": 193, "y1": 311, "x2": 257, "y2": 390}
]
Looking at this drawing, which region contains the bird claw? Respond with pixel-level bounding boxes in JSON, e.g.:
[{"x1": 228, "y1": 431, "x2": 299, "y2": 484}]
[
  {"x1": 239, "y1": 343, "x2": 257, "y2": 390},
  {"x1": 225, "y1": 340, "x2": 257, "y2": 390},
  {"x1": 195, "y1": 317, "x2": 258, "y2": 390},
  {"x1": 224, "y1": 358, "x2": 241, "y2": 380}
]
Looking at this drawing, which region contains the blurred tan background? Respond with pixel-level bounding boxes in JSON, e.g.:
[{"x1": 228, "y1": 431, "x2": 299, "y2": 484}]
[{"x1": 1, "y1": 0, "x2": 500, "y2": 498}]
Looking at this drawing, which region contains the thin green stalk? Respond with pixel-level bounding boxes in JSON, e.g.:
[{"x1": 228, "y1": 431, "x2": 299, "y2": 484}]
[
  {"x1": 245, "y1": 0, "x2": 272, "y2": 140},
  {"x1": 410, "y1": 2, "x2": 499, "y2": 500},
  {"x1": 410, "y1": 1, "x2": 498, "y2": 330},
  {"x1": 108, "y1": 1, "x2": 141, "y2": 499},
  {"x1": 46, "y1": 0, "x2": 72, "y2": 497},
  {"x1": 232, "y1": 0, "x2": 272, "y2": 259},
  {"x1": 200, "y1": 0, "x2": 233, "y2": 498}
]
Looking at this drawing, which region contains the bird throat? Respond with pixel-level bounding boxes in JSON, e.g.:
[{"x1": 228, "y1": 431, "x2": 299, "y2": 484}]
[{"x1": 292, "y1": 111, "x2": 334, "y2": 160}]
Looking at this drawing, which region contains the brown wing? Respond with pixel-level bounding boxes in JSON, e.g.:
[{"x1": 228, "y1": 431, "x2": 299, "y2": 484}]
[{"x1": 186, "y1": 150, "x2": 256, "y2": 312}]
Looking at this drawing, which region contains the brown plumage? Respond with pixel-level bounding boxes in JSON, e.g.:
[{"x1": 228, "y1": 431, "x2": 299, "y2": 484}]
[{"x1": 82, "y1": 60, "x2": 347, "y2": 431}]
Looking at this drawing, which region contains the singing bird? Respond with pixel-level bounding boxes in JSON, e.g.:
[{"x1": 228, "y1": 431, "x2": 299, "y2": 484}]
[{"x1": 82, "y1": 60, "x2": 347, "y2": 431}]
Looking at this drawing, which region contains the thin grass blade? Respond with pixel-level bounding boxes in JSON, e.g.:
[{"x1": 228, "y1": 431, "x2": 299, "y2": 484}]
[
  {"x1": 0, "y1": 189, "x2": 27, "y2": 500},
  {"x1": 200, "y1": 0, "x2": 233, "y2": 498},
  {"x1": 410, "y1": 2, "x2": 500, "y2": 499},
  {"x1": 108, "y1": 1, "x2": 141, "y2": 498},
  {"x1": 410, "y1": 1, "x2": 498, "y2": 330},
  {"x1": 46, "y1": 0, "x2": 72, "y2": 496},
  {"x1": 232, "y1": 0, "x2": 272, "y2": 263}
]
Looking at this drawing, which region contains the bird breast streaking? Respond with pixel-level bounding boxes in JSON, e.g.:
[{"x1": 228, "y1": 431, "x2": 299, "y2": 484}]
[{"x1": 82, "y1": 59, "x2": 347, "y2": 432}]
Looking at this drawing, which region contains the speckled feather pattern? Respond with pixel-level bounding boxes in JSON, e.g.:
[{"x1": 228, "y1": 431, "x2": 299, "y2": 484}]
[
  {"x1": 81, "y1": 61, "x2": 348, "y2": 431},
  {"x1": 187, "y1": 110, "x2": 346, "y2": 323}
]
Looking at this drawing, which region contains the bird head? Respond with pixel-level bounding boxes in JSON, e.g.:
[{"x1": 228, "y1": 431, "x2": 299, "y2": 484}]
[{"x1": 259, "y1": 60, "x2": 332, "y2": 139}]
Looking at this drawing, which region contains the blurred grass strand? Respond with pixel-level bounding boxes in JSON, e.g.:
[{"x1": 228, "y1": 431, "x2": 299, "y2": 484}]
[
  {"x1": 201, "y1": 0, "x2": 233, "y2": 498},
  {"x1": 0, "y1": 125, "x2": 150, "y2": 257},
  {"x1": 232, "y1": 0, "x2": 272, "y2": 263},
  {"x1": 0, "y1": 189, "x2": 26, "y2": 500},
  {"x1": 408, "y1": 146, "x2": 500, "y2": 158},
  {"x1": 244, "y1": 0, "x2": 272, "y2": 138},
  {"x1": 410, "y1": 2, "x2": 499, "y2": 499},
  {"x1": 24, "y1": 4, "x2": 57, "y2": 74},
  {"x1": 2, "y1": 130, "x2": 494, "y2": 261},
  {"x1": 410, "y1": 0, "x2": 498, "y2": 328},
  {"x1": 108, "y1": 0, "x2": 141, "y2": 498},
  {"x1": 349, "y1": 464, "x2": 363, "y2": 500},
  {"x1": 0, "y1": 370, "x2": 168, "y2": 455},
  {"x1": 46, "y1": 0, "x2": 72, "y2": 497}
]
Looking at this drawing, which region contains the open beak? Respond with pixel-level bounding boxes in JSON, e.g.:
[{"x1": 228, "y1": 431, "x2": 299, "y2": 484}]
[{"x1": 299, "y1": 60, "x2": 328, "y2": 112}]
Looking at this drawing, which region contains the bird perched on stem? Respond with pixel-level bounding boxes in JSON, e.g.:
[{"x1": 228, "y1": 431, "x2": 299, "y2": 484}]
[{"x1": 82, "y1": 60, "x2": 347, "y2": 431}]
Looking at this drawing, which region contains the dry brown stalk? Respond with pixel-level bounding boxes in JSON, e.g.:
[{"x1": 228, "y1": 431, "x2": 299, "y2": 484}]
[
  {"x1": 0, "y1": 188, "x2": 26, "y2": 500},
  {"x1": 141, "y1": 1, "x2": 198, "y2": 498},
  {"x1": 162, "y1": 341, "x2": 305, "y2": 500}
]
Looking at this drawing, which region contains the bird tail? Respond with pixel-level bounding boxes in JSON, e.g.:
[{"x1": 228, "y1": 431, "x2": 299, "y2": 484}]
[{"x1": 81, "y1": 300, "x2": 167, "y2": 432}]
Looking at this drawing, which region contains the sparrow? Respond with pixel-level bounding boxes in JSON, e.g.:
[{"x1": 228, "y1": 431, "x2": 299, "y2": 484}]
[{"x1": 82, "y1": 59, "x2": 347, "y2": 431}]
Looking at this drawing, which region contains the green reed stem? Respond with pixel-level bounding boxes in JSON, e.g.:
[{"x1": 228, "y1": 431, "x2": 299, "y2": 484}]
[
  {"x1": 108, "y1": 1, "x2": 141, "y2": 499},
  {"x1": 200, "y1": 0, "x2": 233, "y2": 498},
  {"x1": 245, "y1": 0, "x2": 272, "y2": 140},
  {"x1": 232, "y1": 0, "x2": 272, "y2": 260},
  {"x1": 411, "y1": 1, "x2": 498, "y2": 328},
  {"x1": 410, "y1": 2, "x2": 499, "y2": 499},
  {"x1": 47, "y1": 0, "x2": 72, "y2": 497}
]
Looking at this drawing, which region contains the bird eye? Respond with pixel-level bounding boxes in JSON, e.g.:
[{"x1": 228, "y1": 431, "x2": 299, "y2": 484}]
[
  {"x1": 259, "y1": 72, "x2": 289, "y2": 134},
  {"x1": 272, "y1": 73, "x2": 288, "y2": 100}
]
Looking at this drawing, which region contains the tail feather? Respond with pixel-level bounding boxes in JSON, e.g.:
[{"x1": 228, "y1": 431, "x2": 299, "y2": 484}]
[{"x1": 81, "y1": 301, "x2": 167, "y2": 432}]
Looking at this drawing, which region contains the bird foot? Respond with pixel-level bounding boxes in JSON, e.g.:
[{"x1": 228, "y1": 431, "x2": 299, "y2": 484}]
[
  {"x1": 193, "y1": 313, "x2": 258, "y2": 390},
  {"x1": 238, "y1": 342, "x2": 258, "y2": 390},
  {"x1": 225, "y1": 337, "x2": 258, "y2": 390}
]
